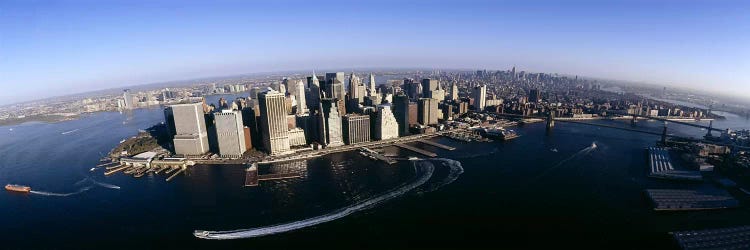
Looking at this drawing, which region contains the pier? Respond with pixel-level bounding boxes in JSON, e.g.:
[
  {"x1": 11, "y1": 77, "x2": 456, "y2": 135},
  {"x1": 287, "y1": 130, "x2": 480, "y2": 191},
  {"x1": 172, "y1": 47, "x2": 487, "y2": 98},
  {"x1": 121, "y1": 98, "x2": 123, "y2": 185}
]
[
  {"x1": 671, "y1": 225, "x2": 750, "y2": 250},
  {"x1": 645, "y1": 189, "x2": 739, "y2": 211},
  {"x1": 647, "y1": 147, "x2": 703, "y2": 181},
  {"x1": 258, "y1": 173, "x2": 301, "y2": 181},
  {"x1": 417, "y1": 140, "x2": 456, "y2": 150},
  {"x1": 104, "y1": 164, "x2": 128, "y2": 176},
  {"x1": 394, "y1": 143, "x2": 438, "y2": 157},
  {"x1": 166, "y1": 167, "x2": 186, "y2": 182}
]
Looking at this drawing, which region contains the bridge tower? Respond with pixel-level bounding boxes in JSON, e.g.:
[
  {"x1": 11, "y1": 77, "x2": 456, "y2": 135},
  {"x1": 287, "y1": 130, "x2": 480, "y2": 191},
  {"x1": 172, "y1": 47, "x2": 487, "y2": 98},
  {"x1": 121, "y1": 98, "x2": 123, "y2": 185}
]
[
  {"x1": 631, "y1": 114, "x2": 637, "y2": 126},
  {"x1": 661, "y1": 122, "x2": 668, "y2": 145},
  {"x1": 705, "y1": 120, "x2": 713, "y2": 138},
  {"x1": 546, "y1": 110, "x2": 555, "y2": 130}
]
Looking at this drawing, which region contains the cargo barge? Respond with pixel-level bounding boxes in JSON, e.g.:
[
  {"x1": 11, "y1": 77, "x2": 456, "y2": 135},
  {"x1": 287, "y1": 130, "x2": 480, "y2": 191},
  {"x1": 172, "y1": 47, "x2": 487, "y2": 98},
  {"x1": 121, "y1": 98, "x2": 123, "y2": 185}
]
[{"x1": 5, "y1": 184, "x2": 31, "y2": 193}]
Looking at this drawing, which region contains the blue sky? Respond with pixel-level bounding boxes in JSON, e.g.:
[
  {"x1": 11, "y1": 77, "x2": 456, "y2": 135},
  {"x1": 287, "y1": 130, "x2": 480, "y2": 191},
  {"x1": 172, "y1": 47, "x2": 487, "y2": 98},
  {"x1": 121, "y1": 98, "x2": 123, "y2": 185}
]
[{"x1": 1, "y1": 0, "x2": 748, "y2": 105}]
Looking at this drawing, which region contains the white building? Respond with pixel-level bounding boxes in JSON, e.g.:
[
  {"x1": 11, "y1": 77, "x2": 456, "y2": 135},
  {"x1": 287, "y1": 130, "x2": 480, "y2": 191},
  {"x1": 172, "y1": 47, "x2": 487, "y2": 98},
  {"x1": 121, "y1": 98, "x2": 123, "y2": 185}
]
[
  {"x1": 374, "y1": 104, "x2": 399, "y2": 140},
  {"x1": 259, "y1": 88, "x2": 291, "y2": 155},
  {"x1": 214, "y1": 110, "x2": 246, "y2": 158}
]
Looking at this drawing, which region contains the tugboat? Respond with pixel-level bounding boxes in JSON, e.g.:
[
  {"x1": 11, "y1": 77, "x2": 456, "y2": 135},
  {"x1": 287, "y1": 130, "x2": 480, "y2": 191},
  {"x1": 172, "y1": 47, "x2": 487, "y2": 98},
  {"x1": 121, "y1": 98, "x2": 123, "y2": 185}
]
[{"x1": 5, "y1": 184, "x2": 31, "y2": 193}]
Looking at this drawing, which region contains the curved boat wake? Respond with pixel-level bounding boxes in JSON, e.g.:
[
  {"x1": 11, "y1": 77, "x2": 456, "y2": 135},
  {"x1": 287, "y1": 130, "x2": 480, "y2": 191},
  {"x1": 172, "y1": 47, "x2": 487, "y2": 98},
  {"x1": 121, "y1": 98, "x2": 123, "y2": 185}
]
[
  {"x1": 194, "y1": 158, "x2": 463, "y2": 240},
  {"x1": 61, "y1": 128, "x2": 80, "y2": 135}
]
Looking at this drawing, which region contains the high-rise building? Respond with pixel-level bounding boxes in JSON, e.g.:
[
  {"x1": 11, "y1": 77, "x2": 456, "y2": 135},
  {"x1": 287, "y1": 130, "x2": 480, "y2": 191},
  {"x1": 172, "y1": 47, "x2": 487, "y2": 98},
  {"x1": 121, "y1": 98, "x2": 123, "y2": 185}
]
[
  {"x1": 342, "y1": 114, "x2": 371, "y2": 145},
  {"x1": 368, "y1": 73, "x2": 376, "y2": 95},
  {"x1": 408, "y1": 102, "x2": 418, "y2": 126},
  {"x1": 529, "y1": 88, "x2": 540, "y2": 103},
  {"x1": 288, "y1": 128, "x2": 307, "y2": 147},
  {"x1": 374, "y1": 105, "x2": 399, "y2": 140},
  {"x1": 421, "y1": 78, "x2": 438, "y2": 98},
  {"x1": 170, "y1": 102, "x2": 210, "y2": 156},
  {"x1": 429, "y1": 84, "x2": 445, "y2": 102},
  {"x1": 450, "y1": 82, "x2": 459, "y2": 101},
  {"x1": 348, "y1": 72, "x2": 365, "y2": 103},
  {"x1": 392, "y1": 94, "x2": 410, "y2": 136},
  {"x1": 418, "y1": 98, "x2": 439, "y2": 125},
  {"x1": 306, "y1": 71, "x2": 322, "y2": 110},
  {"x1": 214, "y1": 110, "x2": 247, "y2": 158},
  {"x1": 319, "y1": 99, "x2": 344, "y2": 147},
  {"x1": 123, "y1": 89, "x2": 134, "y2": 109},
  {"x1": 259, "y1": 88, "x2": 290, "y2": 155},
  {"x1": 325, "y1": 72, "x2": 346, "y2": 101},
  {"x1": 163, "y1": 107, "x2": 175, "y2": 139},
  {"x1": 295, "y1": 80, "x2": 307, "y2": 115},
  {"x1": 473, "y1": 85, "x2": 487, "y2": 111}
]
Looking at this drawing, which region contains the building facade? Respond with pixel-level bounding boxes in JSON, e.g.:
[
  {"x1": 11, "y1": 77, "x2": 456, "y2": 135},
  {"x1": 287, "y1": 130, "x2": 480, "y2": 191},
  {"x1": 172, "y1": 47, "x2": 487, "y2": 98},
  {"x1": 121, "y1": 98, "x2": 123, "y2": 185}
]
[
  {"x1": 170, "y1": 102, "x2": 210, "y2": 156},
  {"x1": 374, "y1": 104, "x2": 399, "y2": 140},
  {"x1": 342, "y1": 114, "x2": 371, "y2": 145},
  {"x1": 259, "y1": 89, "x2": 291, "y2": 155},
  {"x1": 214, "y1": 110, "x2": 246, "y2": 158}
]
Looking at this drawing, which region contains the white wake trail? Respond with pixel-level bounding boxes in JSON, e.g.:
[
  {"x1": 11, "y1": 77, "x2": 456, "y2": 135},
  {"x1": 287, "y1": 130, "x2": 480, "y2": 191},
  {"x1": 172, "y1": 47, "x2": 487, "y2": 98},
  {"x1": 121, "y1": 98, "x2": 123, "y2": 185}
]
[
  {"x1": 61, "y1": 128, "x2": 80, "y2": 135},
  {"x1": 424, "y1": 158, "x2": 464, "y2": 192},
  {"x1": 532, "y1": 142, "x2": 598, "y2": 181},
  {"x1": 194, "y1": 159, "x2": 447, "y2": 240},
  {"x1": 30, "y1": 186, "x2": 93, "y2": 197}
]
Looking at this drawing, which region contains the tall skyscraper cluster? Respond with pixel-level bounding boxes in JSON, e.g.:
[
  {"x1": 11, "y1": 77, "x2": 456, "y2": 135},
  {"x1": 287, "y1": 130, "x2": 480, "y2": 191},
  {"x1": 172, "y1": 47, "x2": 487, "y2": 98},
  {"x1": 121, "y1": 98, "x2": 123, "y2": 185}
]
[{"x1": 165, "y1": 71, "x2": 468, "y2": 157}]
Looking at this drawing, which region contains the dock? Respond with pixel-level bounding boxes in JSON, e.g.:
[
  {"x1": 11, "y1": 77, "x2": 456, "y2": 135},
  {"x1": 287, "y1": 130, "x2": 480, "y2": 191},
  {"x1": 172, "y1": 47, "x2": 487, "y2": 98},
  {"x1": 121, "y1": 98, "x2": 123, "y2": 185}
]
[
  {"x1": 166, "y1": 167, "x2": 185, "y2": 182},
  {"x1": 671, "y1": 225, "x2": 750, "y2": 250},
  {"x1": 394, "y1": 143, "x2": 438, "y2": 157},
  {"x1": 244, "y1": 164, "x2": 258, "y2": 187},
  {"x1": 645, "y1": 189, "x2": 740, "y2": 211},
  {"x1": 648, "y1": 147, "x2": 703, "y2": 181},
  {"x1": 258, "y1": 173, "x2": 301, "y2": 181},
  {"x1": 104, "y1": 164, "x2": 128, "y2": 176},
  {"x1": 417, "y1": 140, "x2": 456, "y2": 150}
]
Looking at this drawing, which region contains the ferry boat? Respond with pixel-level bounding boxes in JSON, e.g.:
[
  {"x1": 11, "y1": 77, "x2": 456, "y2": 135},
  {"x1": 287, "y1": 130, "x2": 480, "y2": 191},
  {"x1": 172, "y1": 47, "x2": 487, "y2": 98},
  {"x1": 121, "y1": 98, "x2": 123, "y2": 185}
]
[
  {"x1": 5, "y1": 184, "x2": 31, "y2": 193},
  {"x1": 485, "y1": 128, "x2": 520, "y2": 141}
]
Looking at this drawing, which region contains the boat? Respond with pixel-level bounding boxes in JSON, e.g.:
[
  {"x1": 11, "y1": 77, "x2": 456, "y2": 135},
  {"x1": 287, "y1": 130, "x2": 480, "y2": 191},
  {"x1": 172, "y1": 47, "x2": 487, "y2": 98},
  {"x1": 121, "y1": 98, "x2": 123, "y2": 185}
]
[
  {"x1": 90, "y1": 167, "x2": 97, "y2": 172},
  {"x1": 5, "y1": 184, "x2": 31, "y2": 193},
  {"x1": 484, "y1": 128, "x2": 520, "y2": 140}
]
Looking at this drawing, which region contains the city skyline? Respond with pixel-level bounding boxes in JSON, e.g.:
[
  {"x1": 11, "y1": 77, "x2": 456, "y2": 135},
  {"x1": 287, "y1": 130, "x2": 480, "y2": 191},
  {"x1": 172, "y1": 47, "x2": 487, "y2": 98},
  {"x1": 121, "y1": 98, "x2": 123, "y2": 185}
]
[{"x1": 2, "y1": 0, "x2": 749, "y2": 105}]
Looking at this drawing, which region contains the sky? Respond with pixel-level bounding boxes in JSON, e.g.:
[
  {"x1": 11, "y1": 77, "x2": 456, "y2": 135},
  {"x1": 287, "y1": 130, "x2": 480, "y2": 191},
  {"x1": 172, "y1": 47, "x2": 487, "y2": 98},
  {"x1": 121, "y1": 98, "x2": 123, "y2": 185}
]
[{"x1": 1, "y1": 0, "x2": 749, "y2": 105}]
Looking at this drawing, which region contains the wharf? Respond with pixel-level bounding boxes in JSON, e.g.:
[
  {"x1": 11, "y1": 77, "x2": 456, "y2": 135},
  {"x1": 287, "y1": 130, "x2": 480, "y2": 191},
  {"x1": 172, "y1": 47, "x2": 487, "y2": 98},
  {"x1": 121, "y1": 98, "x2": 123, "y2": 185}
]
[
  {"x1": 417, "y1": 140, "x2": 456, "y2": 150},
  {"x1": 394, "y1": 143, "x2": 438, "y2": 157},
  {"x1": 104, "y1": 164, "x2": 128, "y2": 176},
  {"x1": 645, "y1": 189, "x2": 740, "y2": 211},
  {"x1": 166, "y1": 167, "x2": 185, "y2": 182},
  {"x1": 258, "y1": 173, "x2": 301, "y2": 181},
  {"x1": 671, "y1": 225, "x2": 750, "y2": 250},
  {"x1": 648, "y1": 147, "x2": 703, "y2": 181}
]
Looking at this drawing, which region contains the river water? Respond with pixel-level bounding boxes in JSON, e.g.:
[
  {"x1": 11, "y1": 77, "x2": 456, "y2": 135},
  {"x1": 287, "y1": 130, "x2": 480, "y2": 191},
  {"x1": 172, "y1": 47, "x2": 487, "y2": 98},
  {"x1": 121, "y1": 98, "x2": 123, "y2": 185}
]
[{"x1": 2, "y1": 95, "x2": 750, "y2": 248}]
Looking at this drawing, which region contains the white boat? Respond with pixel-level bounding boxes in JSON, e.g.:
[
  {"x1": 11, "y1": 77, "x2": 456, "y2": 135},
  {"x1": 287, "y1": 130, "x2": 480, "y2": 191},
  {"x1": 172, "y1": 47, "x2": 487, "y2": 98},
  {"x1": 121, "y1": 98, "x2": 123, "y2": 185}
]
[{"x1": 90, "y1": 167, "x2": 97, "y2": 172}]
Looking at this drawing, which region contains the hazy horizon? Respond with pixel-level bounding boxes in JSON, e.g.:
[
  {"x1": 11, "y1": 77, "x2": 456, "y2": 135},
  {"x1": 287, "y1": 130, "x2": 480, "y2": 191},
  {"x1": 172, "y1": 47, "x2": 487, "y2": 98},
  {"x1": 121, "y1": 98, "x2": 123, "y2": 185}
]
[{"x1": 2, "y1": 0, "x2": 748, "y2": 105}]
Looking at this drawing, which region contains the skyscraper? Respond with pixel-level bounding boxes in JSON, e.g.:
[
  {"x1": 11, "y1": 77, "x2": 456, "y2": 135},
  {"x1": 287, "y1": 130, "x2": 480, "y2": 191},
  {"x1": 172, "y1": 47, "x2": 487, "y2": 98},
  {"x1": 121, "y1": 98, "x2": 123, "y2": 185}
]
[
  {"x1": 374, "y1": 104, "x2": 399, "y2": 140},
  {"x1": 295, "y1": 80, "x2": 307, "y2": 115},
  {"x1": 320, "y1": 99, "x2": 344, "y2": 147},
  {"x1": 418, "y1": 98, "x2": 439, "y2": 126},
  {"x1": 392, "y1": 94, "x2": 410, "y2": 136},
  {"x1": 348, "y1": 72, "x2": 365, "y2": 103},
  {"x1": 123, "y1": 89, "x2": 134, "y2": 109},
  {"x1": 170, "y1": 102, "x2": 210, "y2": 156},
  {"x1": 342, "y1": 114, "x2": 371, "y2": 145},
  {"x1": 473, "y1": 85, "x2": 487, "y2": 111},
  {"x1": 450, "y1": 82, "x2": 459, "y2": 101},
  {"x1": 421, "y1": 78, "x2": 438, "y2": 98},
  {"x1": 368, "y1": 73, "x2": 376, "y2": 95},
  {"x1": 213, "y1": 110, "x2": 246, "y2": 158},
  {"x1": 325, "y1": 72, "x2": 346, "y2": 101},
  {"x1": 259, "y1": 88, "x2": 290, "y2": 155},
  {"x1": 306, "y1": 71, "x2": 322, "y2": 111},
  {"x1": 529, "y1": 88, "x2": 540, "y2": 103}
]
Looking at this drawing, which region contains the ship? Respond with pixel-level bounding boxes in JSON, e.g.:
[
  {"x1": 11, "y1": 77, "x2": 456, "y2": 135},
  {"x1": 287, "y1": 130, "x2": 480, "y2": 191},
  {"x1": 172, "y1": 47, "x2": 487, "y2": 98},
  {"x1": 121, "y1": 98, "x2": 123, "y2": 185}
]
[
  {"x1": 5, "y1": 184, "x2": 31, "y2": 193},
  {"x1": 484, "y1": 128, "x2": 520, "y2": 141}
]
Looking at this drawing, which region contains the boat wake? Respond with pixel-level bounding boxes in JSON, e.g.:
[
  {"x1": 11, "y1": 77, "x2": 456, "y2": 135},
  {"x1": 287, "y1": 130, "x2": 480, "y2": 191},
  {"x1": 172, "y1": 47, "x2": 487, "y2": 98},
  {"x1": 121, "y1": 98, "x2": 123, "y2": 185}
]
[
  {"x1": 194, "y1": 158, "x2": 463, "y2": 240},
  {"x1": 30, "y1": 186, "x2": 93, "y2": 197},
  {"x1": 532, "y1": 141, "x2": 598, "y2": 181},
  {"x1": 75, "y1": 176, "x2": 121, "y2": 189},
  {"x1": 61, "y1": 128, "x2": 80, "y2": 135}
]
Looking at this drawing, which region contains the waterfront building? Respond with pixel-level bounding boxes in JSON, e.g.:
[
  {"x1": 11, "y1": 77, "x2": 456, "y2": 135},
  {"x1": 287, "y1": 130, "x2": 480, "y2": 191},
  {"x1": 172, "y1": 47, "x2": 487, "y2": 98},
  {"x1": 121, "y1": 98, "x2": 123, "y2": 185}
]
[
  {"x1": 408, "y1": 102, "x2": 418, "y2": 126},
  {"x1": 473, "y1": 85, "x2": 487, "y2": 111},
  {"x1": 123, "y1": 89, "x2": 134, "y2": 109},
  {"x1": 170, "y1": 102, "x2": 210, "y2": 156},
  {"x1": 213, "y1": 110, "x2": 246, "y2": 158},
  {"x1": 163, "y1": 107, "x2": 175, "y2": 139},
  {"x1": 418, "y1": 98, "x2": 439, "y2": 125},
  {"x1": 259, "y1": 88, "x2": 290, "y2": 155},
  {"x1": 342, "y1": 114, "x2": 371, "y2": 145},
  {"x1": 374, "y1": 104, "x2": 399, "y2": 140},
  {"x1": 288, "y1": 128, "x2": 307, "y2": 147},
  {"x1": 392, "y1": 94, "x2": 410, "y2": 136}
]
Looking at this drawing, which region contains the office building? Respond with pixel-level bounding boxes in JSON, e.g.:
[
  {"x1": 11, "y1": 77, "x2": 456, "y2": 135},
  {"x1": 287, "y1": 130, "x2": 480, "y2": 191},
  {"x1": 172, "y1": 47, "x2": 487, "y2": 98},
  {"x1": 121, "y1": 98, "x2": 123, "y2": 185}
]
[
  {"x1": 214, "y1": 110, "x2": 246, "y2": 158},
  {"x1": 288, "y1": 128, "x2": 307, "y2": 147},
  {"x1": 295, "y1": 80, "x2": 307, "y2": 115},
  {"x1": 408, "y1": 102, "x2": 418, "y2": 126},
  {"x1": 170, "y1": 102, "x2": 210, "y2": 156},
  {"x1": 473, "y1": 85, "x2": 487, "y2": 111},
  {"x1": 450, "y1": 82, "x2": 459, "y2": 101},
  {"x1": 418, "y1": 98, "x2": 439, "y2": 125},
  {"x1": 123, "y1": 89, "x2": 134, "y2": 109},
  {"x1": 259, "y1": 88, "x2": 290, "y2": 155},
  {"x1": 529, "y1": 88, "x2": 540, "y2": 103},
  {"x1": 392, "y1": 94, "x2": 410, "y2": 136},
  {"x1": 421, "y1": 78, "x2": 438, "y2": 98},
  {"x1": 368, "y1": 73, "x2": 376, "y2": 95},
  {"x1": 374, "y1": 105, "x2": 399, "y2": 140},
  {"x1": 342, "y1": 114, "x2": 371, "y2": 145},
  {"x1": 325, "y1": 72, "x2": 346, "y2": 101}
]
